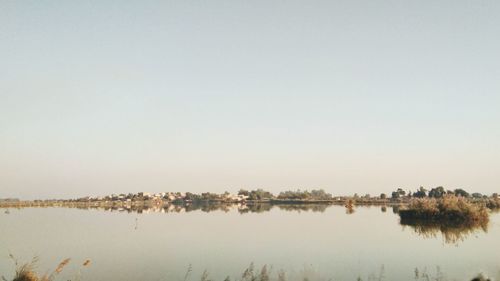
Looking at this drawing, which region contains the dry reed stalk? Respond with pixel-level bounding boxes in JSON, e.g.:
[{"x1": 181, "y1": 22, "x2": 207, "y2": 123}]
[{"x1": 54, "y1": 259, "x2": 70, "y2": 274}]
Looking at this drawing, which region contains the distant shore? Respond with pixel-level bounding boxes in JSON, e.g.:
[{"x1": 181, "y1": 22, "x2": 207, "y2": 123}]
[
  {"x1": 2, "y1": 188, "x2": 498, "y2": 212},
  {"x1": 0, "y1": 197, "x2": 406, "y2": 209},
  {"x1": 0, "y1": 198, "x2": 403, "y2": 209}
]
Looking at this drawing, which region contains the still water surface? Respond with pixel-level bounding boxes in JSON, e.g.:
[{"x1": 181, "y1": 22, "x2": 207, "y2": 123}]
[{"x1": 1, "y1": 205, "x2": 499, "y2": 281}]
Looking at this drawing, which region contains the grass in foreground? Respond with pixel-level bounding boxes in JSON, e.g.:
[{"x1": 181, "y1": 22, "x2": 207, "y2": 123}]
[
  {"x1": 4, "y1": 255, "x2": 90, "y2": 281},
  {"x1": 3, "y1": 258, "x2": 495, "y2": 281}
]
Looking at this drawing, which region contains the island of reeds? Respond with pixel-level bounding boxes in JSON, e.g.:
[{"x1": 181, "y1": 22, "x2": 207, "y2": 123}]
[{"x1": 399, "y1": 195, "x2": 489, "y2": 225}]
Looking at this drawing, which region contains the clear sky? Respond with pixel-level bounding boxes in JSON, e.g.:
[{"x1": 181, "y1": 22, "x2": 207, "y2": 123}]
[{"x1": 1, "y1": 0, "x2": 499, "y2": 199}]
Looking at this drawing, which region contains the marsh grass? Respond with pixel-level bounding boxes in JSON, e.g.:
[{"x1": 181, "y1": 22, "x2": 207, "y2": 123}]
[
  {"x1": 484, "y1": 198, "x2": 500, "y2": 210},
  {"x1": 189, "y1": 264, "x2": 492, "y2": 281},
  {"x1": 3, "y1": 258, "x2": 495, "y2": 281},
  {"x1": 399, "y1": 196, "x2": 490, "y2": 244},
  {"x1": 4, "y1": 256, "x2": 91, "y2": 281},
  {"x1": 399, "y1": 196, "x2": 489, "y2": 225}
]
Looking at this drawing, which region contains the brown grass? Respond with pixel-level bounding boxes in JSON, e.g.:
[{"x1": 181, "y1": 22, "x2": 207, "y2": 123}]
[
  {"x1": 399, "y1": 195, "x2": 489, "y2": 225},
  {"x1": 5, "y1": 256, "x2": 90, "y2": 281},
  {"x1": 4, "y1": 258, "x2": 494, "y2": 281}
]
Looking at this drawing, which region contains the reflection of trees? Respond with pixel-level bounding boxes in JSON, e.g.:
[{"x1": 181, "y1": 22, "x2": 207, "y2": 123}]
[
  {"x1": 9, "y1": 202, "x2": 422, "y2": 216},
  {"x1": 400, "y1": 218, "x2": 489, "y2": 244},
  {"x1": 68, "y1": 202, "x2": 334, "y2": 214},
  {"x1": 276, "y1": 204, "x2": 328, "y2": 213},
  {"x1": 239, "y1": 203, "x2": 273, "y2": 214},
  {"x1": 345, "y1": 207, "x2": 355, "y2": 214}
]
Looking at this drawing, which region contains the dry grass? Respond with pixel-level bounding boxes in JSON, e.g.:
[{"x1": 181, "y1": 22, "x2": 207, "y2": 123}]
[
  {"x1": 485, "y1": 197, "x2": 500, "y2": 210},
  {"x1": 399, "y1": 195, "x2": 489, "y2": 225},
  {"x1": 4, "y1": 256, "x2": 92, "y2": 281},
  {"x1": 3, "y1": 258, "x2": 494, "y2": 281},
  {"x1": 399, "y1": 196, "x2": 490, "y2": 244},
  {"x1": 12, "y1": 262, "x2": 38, "y2": 281}
]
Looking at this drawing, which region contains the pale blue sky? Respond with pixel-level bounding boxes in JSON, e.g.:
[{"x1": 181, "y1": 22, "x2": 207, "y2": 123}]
[{"x1": 1, "y1": 0, "x2": 499, "y2": 199}]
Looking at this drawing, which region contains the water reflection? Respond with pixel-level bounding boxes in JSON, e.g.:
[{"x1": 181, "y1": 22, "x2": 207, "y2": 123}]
[
  {"x1": 1, "y1": 203, "x2": 409, "y2": 216},
  {"x1": 2, "y1": 204, "x2": 500, "y2": 281},
  {"x1": 400, "y1": 218, "x2": 489, "y2": 244},
  {"x1": 345, "y1": 206, "x2": 355, "y2": 214},
  {"x1": 4, "y1": 203, "x2": 492, "y2": 245},
  {"x1": 21, "y1": 202, "x2": 340, "y2": 214}
]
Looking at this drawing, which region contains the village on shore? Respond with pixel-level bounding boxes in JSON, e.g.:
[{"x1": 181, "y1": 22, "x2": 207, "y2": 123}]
[{"x1": 1, "y1": 187, "x2": 498, "y2": 209}]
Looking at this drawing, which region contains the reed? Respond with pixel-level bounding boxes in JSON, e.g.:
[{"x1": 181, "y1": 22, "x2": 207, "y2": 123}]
[
  {"x1": 4, "y1": 256, "x2": 93, "y2": 281},
  {"x1": 3, "y1": 258, "x2": 494, "y2": 281},
  {"x1": 399, "y1": 195, "x2": 489, "y2": 225}
]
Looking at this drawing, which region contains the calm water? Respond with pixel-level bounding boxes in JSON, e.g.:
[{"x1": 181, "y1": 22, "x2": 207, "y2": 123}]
[{"x1": 1, "y1": 205, "x2": 499, "y2": 281}]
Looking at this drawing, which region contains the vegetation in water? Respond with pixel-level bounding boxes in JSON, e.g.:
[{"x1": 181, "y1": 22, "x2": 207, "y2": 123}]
[{"x1": 398, "y1": 195, "x2": 489, "y2": 225}]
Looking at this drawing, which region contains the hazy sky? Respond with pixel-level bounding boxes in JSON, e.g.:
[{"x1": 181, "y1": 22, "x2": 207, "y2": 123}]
[{"x1": 1, "y1": 0, "x2": 499, "y2": 199}]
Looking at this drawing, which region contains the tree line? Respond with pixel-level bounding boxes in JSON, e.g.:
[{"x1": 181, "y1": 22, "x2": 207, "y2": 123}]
[{"x1": 386, "y1": 186, "x2": 498, "y2": 200}]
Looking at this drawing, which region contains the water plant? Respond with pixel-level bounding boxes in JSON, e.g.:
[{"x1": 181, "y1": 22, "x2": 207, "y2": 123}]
[{"x1": 398, "y1": 195, "x2": 489, "y2": 225}]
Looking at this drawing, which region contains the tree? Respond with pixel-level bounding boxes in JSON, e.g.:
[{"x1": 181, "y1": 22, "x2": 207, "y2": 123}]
[
  {"x1": 471, "y1": 192, "x2": 483, "y2": 199},
  {"x1": 248, "y1": 189, "x2": 274, "y2": 200},
  {"x1": 396, "y1": 188, "x2": 406, "y2": 196},
  {"x1": 428, "y1": 186, "x2": 445, "y2": 198},
  {"x1": 310, "y1": 189, "x2": 332, "y2": 200},
  {"x1": 184, "y1": 192, "x2": 201, "y2": 201},
  {"x1": 278, "y1": 190, "x2": 310, "y2": 200},
  {"x1": 201, "y1": 192, "x2": 220, "y2": 201},
  {"x1": 238, "y1": 189, "x2": 249, "y2": 196},
  {"x1": 380, "y1": 193, "x2": 387, "y2": 199},
  {"x1": 454, "y1": 188, "x2": 470, "y2": 198},
  {"x1": 391, "y1": 191, "x2": 400, "y2": 199},
  {"x1": 413, "y1": 186, "x2": 427, "y2": 198},
  {"x1": 391, "y1": 188, "x2": 406, "y2": 199}
]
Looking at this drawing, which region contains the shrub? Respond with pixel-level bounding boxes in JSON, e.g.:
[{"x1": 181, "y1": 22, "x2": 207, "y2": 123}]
[{"x1": 399, "y1": 195, "x2": 489, "y2": 225}]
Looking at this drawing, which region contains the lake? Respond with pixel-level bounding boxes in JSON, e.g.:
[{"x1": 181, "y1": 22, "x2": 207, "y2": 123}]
[{"x1": 1, "y1": 205, "x2": 499, "y2": 281}]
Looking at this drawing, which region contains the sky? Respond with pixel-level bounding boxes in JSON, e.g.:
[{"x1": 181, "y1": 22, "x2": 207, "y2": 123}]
[{"x1": 1, "y1": 0, "x2": 499, "y2": 199}]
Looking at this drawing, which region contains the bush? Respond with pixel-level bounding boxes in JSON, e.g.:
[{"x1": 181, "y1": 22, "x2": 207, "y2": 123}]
[
  {"x1": 277, "y1": 189, "x2": 332, "y2": 200},
  {"x1": 399, "y1": 195, "x2": 489, "y2": 225}
]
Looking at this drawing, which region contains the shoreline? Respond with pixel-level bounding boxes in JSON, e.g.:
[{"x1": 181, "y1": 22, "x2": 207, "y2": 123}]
[{"x1": 0, "y1": 198, "x2": 406, "y2": 209}]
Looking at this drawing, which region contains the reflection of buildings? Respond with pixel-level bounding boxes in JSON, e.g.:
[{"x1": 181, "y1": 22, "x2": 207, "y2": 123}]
[
  {"x1": 30, "y1": 202, "x2": 335, "y2": 214},
  {"x1": 1, "y1": 200, "x2": 401, "y2": 217}
]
